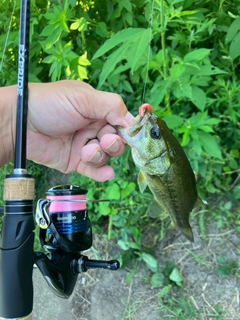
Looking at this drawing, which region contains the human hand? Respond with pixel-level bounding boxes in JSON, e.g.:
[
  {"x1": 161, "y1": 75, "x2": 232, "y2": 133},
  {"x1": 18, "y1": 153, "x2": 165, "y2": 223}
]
[{"x1": 26, "y1": 80, "x2": 134, "y2": 181}]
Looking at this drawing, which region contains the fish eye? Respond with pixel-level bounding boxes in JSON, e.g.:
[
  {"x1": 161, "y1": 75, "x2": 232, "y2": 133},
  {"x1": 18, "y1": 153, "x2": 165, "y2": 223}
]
[{"x1": 150, "y1": 127, "x2": 160, "y2": 139}]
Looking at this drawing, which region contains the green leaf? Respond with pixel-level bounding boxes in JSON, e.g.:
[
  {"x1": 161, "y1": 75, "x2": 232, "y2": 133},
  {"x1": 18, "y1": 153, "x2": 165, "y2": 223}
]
[
  {"x1": 150, "y1": 272, "x2": 165, "y2": 288},
  {"x1": 124, "y1": 12, "x2": 133, "y2": 26},
  {"x1": 98, "y1": 43, "x2": 129, "y2": 87},
  {"x1": 121, "y1": 182, "x2": 135, "y2": 199},
  {"x1": 41, "y1": 24, "x2": 57, "y2": 37},
  {"x1": 96, "y1": 22, "x2": 108, "y2": 38},
  {"x1": 184, "y1": 49, "x2": 211, "y2": 62},
  {"x1": 170, "y1": 64, "x2": 185, "y2": 80},
  {"x1": 92, "y1": 28, "x2": 145, "y2": 59},
  {"x1": 181, "y1": 83, "x2": 192, "y2": 99},
  {"x1": 117, "y1": 239, "x2": 129, "y2": 251},
  {"x1": 77, "y1": 65, "x2": 88, "y2": 80},
  {"x1": 78, "y1": 56, "x2": 91, "y2": 66},
  {"x1": 198, "y1": 131, "x2": 222, "y2": 159},
  {"x1": 190, "y1": 86, "x2": 206, "y2": 111},
  {"x1": 128, "y1": 28, "x2": 150, "y2": 73},
  {"x1": 226, "y1": 17, "x2": 240, "y2": 43},
  {"x1": 229, "y1": 32, "x2": 240, "y2": 60},
  {"x1": 98, "y1": 201, "x2": 111, "y2": 216},
  {"x1": 169, "y1": 268, "x2": 183, "y2": 286},
  {"x1": 42, "y1": 55, "x2": 55, "y2": 64},
  {"x1": 163, "y1": 115, "x2": 183, "y2": 129},
  {"x1": 105, "y1": 183, "x2": 120, "y2": 200},
  {"x1": 198, "y1": 125, "x2": 214, "y2": 133},
  {"x1": 199, "y1": 65, "x2": 227, "y2": 76},
  {"x1": 141, "y1": 253, "x2": 158, "y2": 271},
  {"x1": 122, "y1": 0, "x2": 132, "y2": 12},
  {"x1": 159, "y1": 285, "x2": 172, "y2": 298}
]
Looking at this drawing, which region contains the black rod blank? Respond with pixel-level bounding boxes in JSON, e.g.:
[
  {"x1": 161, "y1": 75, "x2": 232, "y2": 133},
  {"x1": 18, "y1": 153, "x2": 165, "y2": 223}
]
[{"x1": 14, "y1": 0, "x2": 30, "y2": 170}]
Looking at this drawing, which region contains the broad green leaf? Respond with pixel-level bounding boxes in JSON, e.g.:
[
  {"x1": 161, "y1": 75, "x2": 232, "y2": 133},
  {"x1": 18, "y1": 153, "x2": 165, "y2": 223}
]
[
  {"x1": 204, "y1": 118, "x2": 220, "y2": 126},
  {"x1": 93, "y1": 28, "x2": 145, "y2": 59},
  {"x1": 229, "y1": 33, "x2": 240, "y2": 60},
  {"x1": 98, "y1": 201, "x2": 111, "y2": 216},
  {"x1": 190, "y1": 86, "x2": 206, "y2": 111},
  {"x1": 77, "y1": 65, "x2": 88, "y2": 80},
  {"x1": 124, "y1": 12, "x2": 133, "y2": 26},
  {"x1": 98, "y1": 43, "x2": 129, "y2": 87},
  {"x1": 163, "y1": 115, "x2": 183, "y2": 129},
  {"x1": 151, "y1": 272, "x2": 165, "y2": 288},
  {"x1": 198, "y1": 131, "x2": 222, "y2": 159},
  {"x1": 41, "y1": 24, "x2": 57, "y2": 37},
  {"x1": 226, "y1": 17, "x2": 240, "y2": 43},
  {"x1": 181, "y1": 83, "x2": 192, "y2": 99},
  {"x1": 159, "y1": 285, "x2": 172, "y2": 298},
  {"x1": 128, "y1": 29, "x2": 151, "y2": 73},
  {"x1": 70, "y1": 18, "x2": 87, "y2": 31},
  {"x1": 105, "y1": 183, "x2": 121, "y2": 200},
  {"x1": 121, "y1": 182, "x2": 135, "y2": 199},
  {"x1": 42, "y1": 55, "x2": 55, "y2": 64},
  {"x1": 141, "y1": 253, "x2": 158, "y2": 271},
  {"x1": 199, "y1": 65, "x2": 227, "y2": 76},
  {"x1": 169, "y1": 268, "x2": 183, "y2": 286},
  {"x1": 192, "y1": 139, "x2": 202, "y2": 156},
  {"x1": 198, "y1": 125, "x2": 214, "y2": 133},
  {"x1": 78, "y1": 56, "x2": 91, "y2": 66},
  {"x1": 122, "y1": 0, "x2": 132, "y2": 12},
  {"x1": 181, "y1": 130, "x2": 190, "y2": 146},
  {"x1": 170, "y1": 64, "x2": 185, "y2": 80},
  {"x1": 96, "y1": 22, "x2": 108, "y2": 38},
  {"x1": 117, "y1": 239, "x2": 129, "y2": 251},
  {"x1": 184, "y1": 49, "x2": 211, "y2": 62},
  {"x1": 149, "y1": 79, "x2": 170, "y2": 108}
]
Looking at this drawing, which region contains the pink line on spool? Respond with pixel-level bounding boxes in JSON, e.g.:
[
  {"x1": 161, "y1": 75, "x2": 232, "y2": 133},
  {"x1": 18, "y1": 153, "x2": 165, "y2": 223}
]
[{"x1": 46, "y1": 195, "x2": 87, "y2": 212}]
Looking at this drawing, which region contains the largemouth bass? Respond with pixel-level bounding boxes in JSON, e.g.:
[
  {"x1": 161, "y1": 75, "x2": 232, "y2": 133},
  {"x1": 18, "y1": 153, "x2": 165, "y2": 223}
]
[{"x1": 117, "y1": 104, "x2": 203, "y2": 242}]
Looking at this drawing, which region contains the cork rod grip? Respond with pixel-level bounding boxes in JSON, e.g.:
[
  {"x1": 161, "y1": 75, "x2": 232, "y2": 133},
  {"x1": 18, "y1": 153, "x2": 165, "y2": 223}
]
[{"x1": 4, "y1": 177, "x2": 35, "y2": 201}]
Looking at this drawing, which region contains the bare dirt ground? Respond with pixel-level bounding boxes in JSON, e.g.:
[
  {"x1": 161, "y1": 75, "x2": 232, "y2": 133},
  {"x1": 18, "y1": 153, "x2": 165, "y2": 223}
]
[
  {"x1": 33, "y1": 219, "x2": 240, "y2": 320},
  {"x1": 69, "y1": 221, "x2": 240, "y2": 320}
]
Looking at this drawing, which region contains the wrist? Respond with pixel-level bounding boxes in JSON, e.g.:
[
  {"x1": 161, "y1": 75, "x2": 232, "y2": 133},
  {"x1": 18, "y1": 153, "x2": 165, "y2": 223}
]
[{"x1": 0, "y1": 85, "x2": 17, "y2": 166}]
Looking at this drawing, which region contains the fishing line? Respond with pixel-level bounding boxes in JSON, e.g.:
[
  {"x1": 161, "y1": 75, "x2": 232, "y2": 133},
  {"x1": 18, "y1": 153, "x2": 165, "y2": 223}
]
[
  {"x1": 141, "y1": 0, "x2": 155, "y2": 104},
  {"x1": 0, "y1": 0, "x2": 17, "y2": 73}
]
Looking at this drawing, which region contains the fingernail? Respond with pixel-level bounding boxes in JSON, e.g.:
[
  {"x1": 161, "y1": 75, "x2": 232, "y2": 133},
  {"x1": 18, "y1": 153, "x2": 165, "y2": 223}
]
[
  {"x1": 87, "y1": 150, "x2": 102, "y2": 163},
  {"x1": 105, "y1": 139, "x2": 120, "y2": 153},
  {"x1": 124, "y1": 111, "x2": 135, "y2": 126}
]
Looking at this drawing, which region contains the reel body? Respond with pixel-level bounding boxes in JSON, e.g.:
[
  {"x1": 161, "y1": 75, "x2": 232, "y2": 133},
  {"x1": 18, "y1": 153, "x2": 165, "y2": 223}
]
[{"x1": 35, "y1": 185, "x2": 119, "y2": 298}]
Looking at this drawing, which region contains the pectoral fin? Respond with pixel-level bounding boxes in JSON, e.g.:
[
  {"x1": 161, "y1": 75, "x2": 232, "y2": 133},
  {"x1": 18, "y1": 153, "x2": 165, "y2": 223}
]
[
  {"x1": 195, "y1": 197, "x2": 207, "y2": 208},
  {"x1": 137, "y1": 171, "x2": 148, "y2": 193},
  {"x1": 149, "y1": 199, "x2": 165, "y2": 218}
]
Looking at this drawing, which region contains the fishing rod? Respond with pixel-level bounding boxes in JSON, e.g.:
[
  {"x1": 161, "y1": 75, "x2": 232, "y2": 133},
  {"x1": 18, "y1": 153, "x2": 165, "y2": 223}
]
[{"x1": 0, "y1": 1, "x2": 119, "y2": 319}]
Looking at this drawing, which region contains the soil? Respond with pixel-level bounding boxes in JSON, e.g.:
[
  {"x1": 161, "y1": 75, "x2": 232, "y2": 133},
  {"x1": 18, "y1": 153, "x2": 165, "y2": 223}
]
[{"x1": 69, "y1": 222, "x2": 240, "y2": 320}]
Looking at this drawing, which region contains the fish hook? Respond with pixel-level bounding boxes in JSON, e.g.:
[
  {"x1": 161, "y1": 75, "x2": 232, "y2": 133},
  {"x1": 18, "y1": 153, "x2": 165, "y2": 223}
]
[{"x1": 139, "y1": 103, "x2": 153, "y2": 117}]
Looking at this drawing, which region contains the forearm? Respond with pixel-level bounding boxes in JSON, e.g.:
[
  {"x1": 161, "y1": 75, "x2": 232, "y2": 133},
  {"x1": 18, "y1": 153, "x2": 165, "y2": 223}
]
[{"x1": 0, "y1": 85, "x2": 17, "y2": 166}]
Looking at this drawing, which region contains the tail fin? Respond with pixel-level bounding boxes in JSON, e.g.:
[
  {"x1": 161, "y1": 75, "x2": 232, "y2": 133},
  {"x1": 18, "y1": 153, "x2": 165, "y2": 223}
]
[{"x1": 180, "y1": 225, "x2": 194, "y2": 242}]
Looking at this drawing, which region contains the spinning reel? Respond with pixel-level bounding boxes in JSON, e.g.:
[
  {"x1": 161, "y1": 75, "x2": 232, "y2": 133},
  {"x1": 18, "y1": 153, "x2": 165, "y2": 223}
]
[{"x1": 34, "y1": 184, "x2": 120, "y2": 299}]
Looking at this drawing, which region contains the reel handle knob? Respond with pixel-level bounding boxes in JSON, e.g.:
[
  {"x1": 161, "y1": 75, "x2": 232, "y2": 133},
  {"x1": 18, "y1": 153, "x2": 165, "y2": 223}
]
[{"x1": 73, "y1": 256, "x2": 120, "y2": 273}]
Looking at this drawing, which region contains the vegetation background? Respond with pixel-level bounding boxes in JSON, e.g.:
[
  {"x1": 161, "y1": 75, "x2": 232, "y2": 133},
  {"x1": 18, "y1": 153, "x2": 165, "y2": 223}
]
[{"x1": 0, "y1": 0, "x2": 240, "y2": 319}]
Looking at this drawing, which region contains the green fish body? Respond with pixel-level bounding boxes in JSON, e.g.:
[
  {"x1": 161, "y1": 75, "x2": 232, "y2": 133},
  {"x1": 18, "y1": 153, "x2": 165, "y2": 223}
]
[{"x1": 117, "y1": 111, "x2": 202, "y2": 242}]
